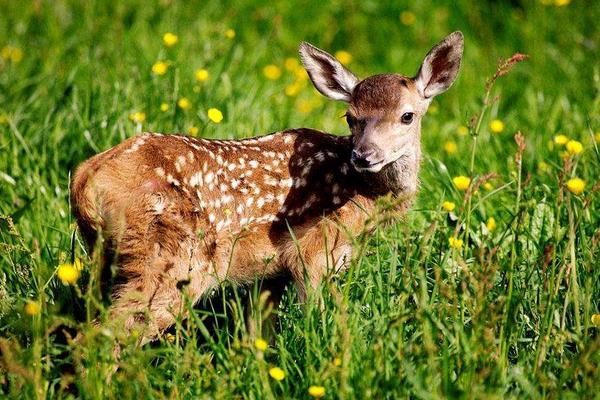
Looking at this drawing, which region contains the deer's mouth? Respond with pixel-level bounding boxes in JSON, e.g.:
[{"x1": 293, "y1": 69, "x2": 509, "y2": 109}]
[{"x1": 351, "y1": 158, "x2": 385, "y2": 173}]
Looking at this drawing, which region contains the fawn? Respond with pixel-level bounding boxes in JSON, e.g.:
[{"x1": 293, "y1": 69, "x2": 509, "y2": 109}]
[{"x1": 71, "y1": 32, "x2": 464, "y2": 342}]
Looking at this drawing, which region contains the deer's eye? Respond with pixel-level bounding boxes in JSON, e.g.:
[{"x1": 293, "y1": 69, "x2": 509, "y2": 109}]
[{"x1": 401, "y1": 112, "x2": 414, "y2": 124}]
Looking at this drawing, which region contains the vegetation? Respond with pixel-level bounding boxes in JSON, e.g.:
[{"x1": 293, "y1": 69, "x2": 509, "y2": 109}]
[{"x1": 1, "y1": 0, "x2": 598, "y2": 398}]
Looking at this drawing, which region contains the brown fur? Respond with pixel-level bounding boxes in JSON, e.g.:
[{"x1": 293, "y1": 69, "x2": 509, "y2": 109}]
[{"x1": 71, "y1": 33, "x2": 463, "y2": 342}]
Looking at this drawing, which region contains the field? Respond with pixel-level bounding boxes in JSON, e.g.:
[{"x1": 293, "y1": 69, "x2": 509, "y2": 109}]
[{"x1": 1, "y1": 0, "x2": 599, "y2": 398}]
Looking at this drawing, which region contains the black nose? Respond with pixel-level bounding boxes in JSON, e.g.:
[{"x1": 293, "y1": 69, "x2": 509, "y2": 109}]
[{"x1": 351, "y1": 149, "x2": 374, "y2": 168}]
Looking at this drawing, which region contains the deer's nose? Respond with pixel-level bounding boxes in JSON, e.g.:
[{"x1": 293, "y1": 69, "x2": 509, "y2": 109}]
[{"x1": 351, "y1": 149, "x2": 378, "y2": 169}]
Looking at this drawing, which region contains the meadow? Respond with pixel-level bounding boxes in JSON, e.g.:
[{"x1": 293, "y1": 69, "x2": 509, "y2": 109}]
[{"x1": 1, "y1": 0, "x2": 599, "y2": 398}]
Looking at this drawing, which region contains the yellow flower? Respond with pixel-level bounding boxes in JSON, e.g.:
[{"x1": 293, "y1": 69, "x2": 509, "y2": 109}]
[
  {"x1": 483, "y1": 182, "x2": 494, "y2": 190},
  {"x1": 565, "y1": 140, "x2": 583, "y2": 155},
  {"x1": 177, "y1": 97, "x2": 191, "y2": 110},
  {"x1": 263, "y1": 64, "x2": 282, "y2": 80},
  {"x1": 188, "y1": 126, "x2": 199, "y2": 136},
  {"x1": 452, "y1": 176, "x2": 471, "y2": 191},
  {"x1": 594, "y1": 132, "x2": 600, "y2": 142},
  {"x1": 442, "y1": 201, "x2": 456, "y2": 212},
  {"x1": 591, "y1": 314, "x2": 600, "y2": 327},
  {"x1": 57, "y1": 263, "x2": 80, "y2": 285},
  {"x1": 207, "y1": 108, "x2": 223, "y2": 123},
  {"x1": 24, "y1": 301, "x2": 40, "y2": 316},
  {"x1": 334, "y1": 50, "x2": 352, "y2": 65},
  {"x1": 195, "y1": 68, "x2": 210, "y2": 82},
  {"x1": 553, "y1": 134, "x2": 568, "y2": 145},
  {"x1": 297, "y1": 100, "x2": 313, "y2": 114},
  {"x1": 490, "y1": 119, "x2": 504, "y2": 134},
  {"x1": 448, "y1": 237, "x2": 463, "y2": 249},
  {"x1": 269, "y1": 367, "x2": 285, "y2": 381},
  {"x1": 165, "y1": 333, "x2": 175, "y2": 343},
  {"x1": 294, "y1": 68, "x2": 309, "y2": 81},
  {"x1": 128, "y1": 112, "x2": 146, "y2": 123},
  {"x1": 152, "y1": 61, "x2": 169, "y2": 75},
  {"x1": 333, "y1": 357, "x2": 342, "y2": 367},
  {"x1": 160, "y1": 102, "x2": 169, "y2": 112},
  {"x1": 486, "y1": 217, "x2": 497, "y2": 232},
  {"x1": 308, "y1": 386, "x2": 326, "y2": 398},
  {"x1": 285, "y1": 83, "x2": 301, "y2": 97},
  {"x1": 163, "y1": 32, "x2": 178, "y2": 47},
  {"x1": 254, "y1": 338, "x2": 268, "y2": 351},
  {"x1": 538, "y1": 161, "x2": 549, "y2": 172},
  {"x1": 400, "y1": 11, "x2": 417, "y2": 25},
  {"x1": 443, "y1": 141, "x2": 457, "y2": 155},
  {"x1": 554, "y1": 0, "x2": 570, "y2": 5},
  {"x1": 457, "y1": 125, "x2": 469, "y2": 136},
  {"x1": 73, "y1": 257, "x2": 84, "y2": 271},
  {"x1": 284, "y1": 57, "x2": 299, "y2": 71},
  {"x1": 225, "y1": 28, "x2": 236, "y2": 39},
  {"x1": 566, "y1": 178, "x2": 585, "y2": 195},
  {"x1": 1, "y1": 46, "x2": 23, "y2": 63}
]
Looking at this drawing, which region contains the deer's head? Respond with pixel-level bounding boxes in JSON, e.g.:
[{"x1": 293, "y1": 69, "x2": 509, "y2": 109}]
[{"x1": 299, "y1": 32, "x2": 464, "y2": 173}]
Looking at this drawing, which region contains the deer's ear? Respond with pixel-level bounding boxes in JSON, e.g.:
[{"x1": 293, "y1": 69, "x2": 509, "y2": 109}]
[
  {"x1": 414, "y1": 31, "x2": 464, "y2": 99},
  {"x1": 299, "y1": 42, "x2": 359, "y2": 102}
]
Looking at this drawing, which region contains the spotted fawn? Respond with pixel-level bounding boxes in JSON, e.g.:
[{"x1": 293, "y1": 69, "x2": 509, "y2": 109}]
[{"x1": 71, "y1": 32, "x2": 464, "y2": 341}]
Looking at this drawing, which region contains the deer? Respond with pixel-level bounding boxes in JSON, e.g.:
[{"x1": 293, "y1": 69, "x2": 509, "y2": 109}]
[{"x1": 71, "y1": 32, "x2": 464, "y2": 344}]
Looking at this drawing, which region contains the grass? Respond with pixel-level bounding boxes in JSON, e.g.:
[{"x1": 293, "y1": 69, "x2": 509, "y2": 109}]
[{"x1": 1, "y1": 0, "x2": 599, "y2": 398}]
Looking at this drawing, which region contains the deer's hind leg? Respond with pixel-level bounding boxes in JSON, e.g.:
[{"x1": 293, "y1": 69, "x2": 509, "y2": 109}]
[{"x1": 104, "y1": 193, "x2": 214, "y2": 344}]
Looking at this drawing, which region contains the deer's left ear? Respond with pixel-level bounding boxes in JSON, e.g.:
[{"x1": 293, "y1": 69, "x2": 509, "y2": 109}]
[
  {"x1": 299, "y1": 42, "x2": 359, "y2": 102},
  {"x1": 414, "y1": 31, "x2": 464, "y2": 99}
]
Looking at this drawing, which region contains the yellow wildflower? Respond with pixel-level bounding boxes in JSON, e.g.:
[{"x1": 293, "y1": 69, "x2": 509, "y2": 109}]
[
  {"x1": 269, "y1": 367, "x2": 285, "y2": 381},
  {"x1": 566, "y1": 178, "x2": 585, "y2": 195},
  {"x1": 195, "y1": 68, "x2": 210, "y2": 82},
  {"x1": 486, "y1": 217, "x2": 497, "y2": 232},
  {"x1": 207, "y1": 108, "x2": 223, "y2": 123},
  {"x1": 457, "y1": 125, "x2": 469, "y2": 136},
  {"x1": 1, "y1": 46, "x2": 23, "y2": 63},
  {"x1": 263, "y1": 64, "x2": 282, "y2": 80},
  {"x1": 24, "y1": 301, "x2": 40, "y2": 316},
  {"x1": 538, "y1": 161, "x2": 549, "y2": 172},
  {"x1": 128, "y1": 112, "x2": 146, "y2": 123},
  {"x1": 297, "y1": 100, "x2": 313, "y2": 114},
  {"x1": 308, "y1": 386, "x2": 326, "y2": 398},
  {"x1": 225, "y1": 28, "x2": 236, "y2": 39},
  {"x1": 334, "y1": 50, "x2": 352, "y2": 65},
  {"x1": 285, "y1": 83, "x2": 301, "y2": 97},
  {"x1": 448, "y1": 237, "x2": 463, "y2": 249},
  {"x1": 452, "y1": 176, "x2": 471, "y2": 191},
  {"x1": 152, "y1": 61, "x2": 169, "y2": 75},
  {"x1": 333, "y1": 357, "x2": 342, "y2": 367},
  {"x1": 294, "y1": 68, "x2": 309, "y2": 81},
  {"x1": 591, "y1": 314, "x2": 600, "y2": 327},
  {"x1": 442, "y1": 201, "x2": 456, "y2": 212},
  {"x1": 400, "y1": 11, "x2": 417, "y2": 25},
  {"x1": 177, "y1": 97, "x2": 191, "y2": 110},
  {"x1": 163, "y1": 32, "x2": 178, "y2": 47},
  {"x1": 483, "y1": 182, "x2": 494, "y2": 190},
  {"x1": 73, "y1": 257, "x2": 84, "y2": 271},
  {"x1": 595, "y1": 132, "x2": 600, "y2": 142},
  {"x1": 188, "y1": 126, "x2": 199, "y2": 136},
  {"x1": 165, "y1": 333, "x2": 175, "y2": 343},
  {"x1": 284, "y1": 57, "x2": 299, "y2": 71},
  {"x1": 553, "y1": 134, "x2": 568, "y2": 145},
  {"x1": 160, "y1": 103, "x2": 169, "y2": 112},
  {"x1": 565, "y1": 140, "x2": 583, "y2": 155},
  {"x1": 254, "y1": 338, "x2": 268, "y2": 351},
  {"x1": 443, "y1": 141, "x2": 457, "y2": 155},
  {"x1": 490, "y1": 119, "x2": 504, "y2": 134},
  {"x1": 554, "y1": 0, "x2": 570, "y2": 5},
  {"x1": 57, "y1": 263, "x2": 80, "y2": 285}
]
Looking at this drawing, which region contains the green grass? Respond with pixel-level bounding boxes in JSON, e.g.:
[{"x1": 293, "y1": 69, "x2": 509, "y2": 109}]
[{"x1": 1, "y1": 0, "x2": 599, "y2": 398}]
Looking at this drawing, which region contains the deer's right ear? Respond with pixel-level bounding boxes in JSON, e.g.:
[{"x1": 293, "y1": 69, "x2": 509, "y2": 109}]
[{"x1": 299, "y1": 42, "x2": 359, "y2": 102}]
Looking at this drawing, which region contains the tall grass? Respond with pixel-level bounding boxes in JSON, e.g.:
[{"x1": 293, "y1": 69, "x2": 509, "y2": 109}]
[{"x1": 1, "y1": 0, "x2": 599, "y2": 398}]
